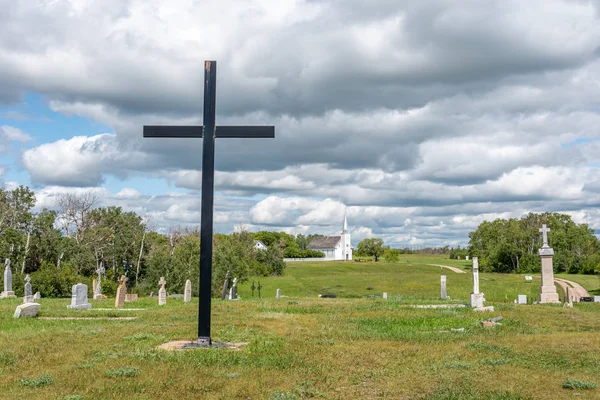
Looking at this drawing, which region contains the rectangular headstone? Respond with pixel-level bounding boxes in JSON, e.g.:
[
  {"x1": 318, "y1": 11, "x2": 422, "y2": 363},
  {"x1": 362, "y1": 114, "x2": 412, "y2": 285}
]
[
  {"x1": 125, "y1": 294, "x2": 138, "y2": 302},
  {"x1": 184, "y1": 279, "x2": 192, "y2": 303},
  {"x1": 14, "y1": 302, "x2": 40, "y2": 318},
  {"x1": 276, "y1": 288, "x2": 281, "y2": 298},
  {"x1": 67, "y1": 283, "x2": 92, "y2": 310},
  {"x1": 518, "y1": 295, "x2": 527, "y2": 304},
  {"x1": 441, "y1": 275, "x2": 447, "y2": 299},
  {"x1": 115, "y1": 276, "x2": 128, "y2": 308},
  {"x1": 158, "y1": 277, "x2": 167, "y2": 306},
  {"x1": 594, "y1": 296, "x2": 600, "y2": 303},
  {"x1": 525, "y1": 275, "x2": 533, "y2": 281},
  {"x1": 382, "y1": 292, "x2": 388, "y2": 299}
]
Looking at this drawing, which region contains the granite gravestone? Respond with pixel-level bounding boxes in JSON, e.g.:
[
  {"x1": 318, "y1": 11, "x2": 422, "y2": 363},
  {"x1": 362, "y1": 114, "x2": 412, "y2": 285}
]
[
  {"x1": 228, "y1": 277, "x2": 238, "y2": 300},
  {"x1": 67, "y1": 283, "x2": 92, "y2": 310},
  {"x1": 14, "y1": 302, "x2": 41, "y2": 318},
  {"x1": 470, "y1": 257, "x2": 485, "y2": 308},
  {"x1": 276, "y1": 288, "x2": 281, "y2": 298},
  {"x1": 184, "y1": 279, "x2": 192, "y2": 303},
  {"x1": 115, "y1": 275, "x2": 128, "y2": 308},
  {"x1": 538, "y1": 224, "x2": 560, "y2": 303},
  {"x1": 441, "y1": 275, "x2": 447, "y2": 300},
  {"x1": 158, "y1": 277, "x2": 167, "y2": 306},
  {"x1": 1, "y1": 258, "x2": 15, "y2": 298},
  {"x1": 518, "y1": 295, "x2": 527, "y2": 304},
  {"x1": 23, "y1": 274, "x2": 34, "y2": 303},
  {"x1": 94, "y1": 263, "x2": 105, "y2": 300}
]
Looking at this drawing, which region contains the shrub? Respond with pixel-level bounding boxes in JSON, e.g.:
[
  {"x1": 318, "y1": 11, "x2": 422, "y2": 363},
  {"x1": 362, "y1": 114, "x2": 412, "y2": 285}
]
[
  {"x1": 31, "y1": 262, "x2": 82, "y2": 298},
  {"x1": 562, "y1": 378, "x2": 597, "y2": 390}
]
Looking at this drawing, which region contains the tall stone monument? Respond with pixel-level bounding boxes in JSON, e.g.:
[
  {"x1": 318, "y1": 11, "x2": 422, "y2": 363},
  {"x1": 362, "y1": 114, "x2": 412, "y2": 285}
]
[
  {"x1": 539, "y1": 224, "x2": 560, "y2": 303},
  {"x1": 228, "y1": 277, "x2": 238, "y2": 300},
  {"x1": 67, "y1": 283, "x2": 92, "y2": 310},
  {"x1": 94, "y1": 263, "x2": 105, "y2": 300},
  {"x1": 440, "y1": 275, "x2": 447, "y2": 300},
  {"x1": 470, "y1": 257, "x2": 485, "y2": 308},
  {"x1": 1, "y1": 258, "x2": 15, "y2": 298},
  {"x1": 23, "y1": 274, "x2": 34, "y2": 303},
  {"x1": 115, "y1": 275, "x2": 128, "y2": 308},
  {"x1": 184, "y1": 279, "x2": 192, "y2": 303},
  {"x1": 158, "y1": 277, "x2": 167, "y2": 306}
]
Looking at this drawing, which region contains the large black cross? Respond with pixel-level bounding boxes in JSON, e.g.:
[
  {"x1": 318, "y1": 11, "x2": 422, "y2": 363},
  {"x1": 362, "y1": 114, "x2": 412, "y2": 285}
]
[{"x1": 143, "y1": 60, "x2": 274, "y2": 346}]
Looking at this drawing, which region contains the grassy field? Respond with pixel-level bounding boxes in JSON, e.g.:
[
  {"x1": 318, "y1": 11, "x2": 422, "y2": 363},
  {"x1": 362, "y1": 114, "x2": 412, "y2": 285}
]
[{"x1": 1, "y1": 256, "x2": 600, "y2": 399}]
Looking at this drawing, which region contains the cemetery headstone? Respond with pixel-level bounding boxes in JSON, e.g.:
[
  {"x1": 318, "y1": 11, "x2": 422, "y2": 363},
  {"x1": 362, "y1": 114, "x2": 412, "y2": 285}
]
[
  {"x1": 92, "y1": 279, "x2": 97, "y2": 296},
  {"x1": 14, "y1": 302, "x2": 41, "y2": 318},
  {"x1": 229, "y1": 277, "x2": 238, "y2": 300},
  {"x1": 23, "y1": 274, "x2": 34, "y2": 303},
  {"x1": 94, "y1": 263, "x2": 105, "y2": 300},
  {"x1": 518, "y1": 295, "x2": 527, "y2": 304},
  {"x1": 1, "y1": 258, "x2": 15, "y2": 298},
  {"x1": 251, "y1": 281, "x2": 256, "y2": 297},
  {"x1": 440, "y1": 275, "x2": 447, "y2": 300},
  {"x1": 158, "y1": 277, "x2": 167, "y2": 306},
  {"x1": 33, "y1": 292, "x2": 41, "y2": 300},
  {"x1": 184, "y1": 279, "x2": 192, "y2": 303},
  {"x1": 67, "y1": 283, "x2": 92, "y2": 310},
  {"x1": 538, "y1": 224, "x2": 560, "y2": 303},
  {"x1": 470, "y1": 257, "x2": 485, "y2": 308},
  {"x1": 221, "y1": 271, "x2": 230, "y2": 300},
  {"x1": 383, "y1": 292, "x2": 388, "y2": 299},
  {"x1": 594, "y1": 296, "x2": 600, "y2": 303},
  {"x1": 115, "y1": 275, "x2": 128, "y2": 308},
  {"x1": 466, "y1": 256, "x2": 469, "y2": 261},
  {"x1": 276, "y1": 288, "x2": 281, "y2": 298},
  {"x1": 525, "y1": 275, "x2": 533, "y2": 282},
  {"x1": 580, "y1": 297, "x2": 593, "y2": 302},
  {"x1": 125, "y1": 294, "x2": 138, "y2": 302},
  {"x1": 257, "y1": 281, "x2": 262, "y2": 298}
]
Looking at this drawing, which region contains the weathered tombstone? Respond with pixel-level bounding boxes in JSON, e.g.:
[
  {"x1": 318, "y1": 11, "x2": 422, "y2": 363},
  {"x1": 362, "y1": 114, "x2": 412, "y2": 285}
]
[
  {"x1": 538, "y1": 224, "x2": 560, "y2": 303},
  {"x1": 14, "y1": 302, "x2": 41, "y2": 318},
  {"x1": 383, "y1": 292, "x2": 388, "y2": 299},
  {"x1": 251, "y1": 281, "x2": 256, "y2": 297},
  {"x1": 158, "y1": 277, "x2": 167, "y2": 306},
  {"x1": 564, "y1": 286, "x2": 573, "y2": 308},
  {"x1": 257, "y1": 281, "x2": 262, "y2": 298},
  {"x1": 525, "y1": 275, "x2": 533, "y2": 282},
  {"x1": 228, "y1": 277, "x2": 238, "y2": 300},
  {"x1": 23, "y1": 274, "x2": 34, "y2": 303},
  {"x1": 276, "y1": 288, "x2": 281, "y2": 298},
  {"x1": 92, "y1": 279, "x2": 97, "y2": 296},
  {"x1": 594, "y1": 296, "x2": 600, "y2": 303},
  {"x1": 580, "y1": 297, "x2": 594, "y2": 302},
  {"x1": 115, "y1": 275, "x2": 128, "y2": 308},
  {"x1": 466, "y1": 256, "x2": 469, "y2": 261},
  {"x1": 125, "y1": 294, "x2": 138, "y2": 302},
  {"x1": 67, "y1": 283, "x2": 92, "y2": 310},
  {"x1": 220, "y1": 271, "x2": 230, "y2": 300},
  {"x1": 94, "y1": 263, "x2": 105, "y2": 300},
  {"x1": 184, "y1": 279, "x2": 192, "y2": 303},
  {"x1": 470, "y1": 257, "x2": 485, "y2": 308},
  {"x1": 518, "y1": 295, "x2": 527, "y2": 304},
  {"x1": 1, "y1": 258, "x2": 15, "y2": 298},
  {"x1": 457, "y1": 256, "x2": 461, "y2": 260},
  {"x1": 33, "y1": 292, "x2": 41, "y2": 300},
  {"x1": 440, "y1": 275, "x2": 447, "y2": 300}
]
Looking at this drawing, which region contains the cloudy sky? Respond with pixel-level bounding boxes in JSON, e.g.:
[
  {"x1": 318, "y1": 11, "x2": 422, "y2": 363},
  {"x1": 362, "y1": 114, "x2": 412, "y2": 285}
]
[{"x1": 1, "y1": 0, "x2": 600, "y2": 247}]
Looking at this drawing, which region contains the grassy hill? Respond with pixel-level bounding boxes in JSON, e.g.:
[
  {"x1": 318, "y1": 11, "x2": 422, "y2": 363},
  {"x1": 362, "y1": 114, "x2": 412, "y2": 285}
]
[{"x1": 1, "y1": 255, "x2": 599, "y2": 399}]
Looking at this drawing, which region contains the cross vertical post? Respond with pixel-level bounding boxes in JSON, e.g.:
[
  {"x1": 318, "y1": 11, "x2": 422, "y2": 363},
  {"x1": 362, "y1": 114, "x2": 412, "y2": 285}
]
[
  {"x1": 198, "y1": 61, "x2": 217, "y2": 345},
  {"x1": 142, "y1": 60, "x2": 275, "y2": 347}
]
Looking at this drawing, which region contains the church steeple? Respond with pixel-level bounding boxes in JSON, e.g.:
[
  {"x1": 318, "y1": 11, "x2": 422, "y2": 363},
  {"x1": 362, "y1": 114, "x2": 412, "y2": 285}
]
[{"x1": 342, "y1": 209, "x2": 348, "y2": 234}]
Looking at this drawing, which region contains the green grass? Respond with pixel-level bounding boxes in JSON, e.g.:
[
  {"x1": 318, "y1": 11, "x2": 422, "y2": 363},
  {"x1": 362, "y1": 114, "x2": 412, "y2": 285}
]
[
  {"x1": 1, "y1": 256, "x2": 599, "y2": 399},
  {"x1": 562, "y1": 377, "x2": 598, "y2": 390}
]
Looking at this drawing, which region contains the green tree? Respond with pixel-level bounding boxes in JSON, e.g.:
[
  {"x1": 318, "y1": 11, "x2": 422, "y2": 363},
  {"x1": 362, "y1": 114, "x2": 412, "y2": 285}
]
[{"x1": 356, "y1": 238, "x2": 385, "y2": 261}]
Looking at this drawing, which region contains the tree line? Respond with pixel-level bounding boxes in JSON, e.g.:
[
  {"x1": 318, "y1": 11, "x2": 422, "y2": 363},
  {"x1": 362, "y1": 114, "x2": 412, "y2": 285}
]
[
  {"x1": 0, "y1": 186, "x2": 286, "y2": 298},
  {"x1": 468, "y1": 212, "x2": 599, "y2": 274}
]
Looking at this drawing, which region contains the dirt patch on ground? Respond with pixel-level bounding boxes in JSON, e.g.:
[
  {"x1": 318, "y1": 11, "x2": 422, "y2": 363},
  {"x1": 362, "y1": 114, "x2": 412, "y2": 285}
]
[
  {"x1": 427, "y1": 264, "x2": 466, "y2": 274},
  {"x1": 157, "y1": 340, "x2": 248, "y2": 351},
  {"x1": 554, "y1": 278, "x2": 590, "y2": 301}
]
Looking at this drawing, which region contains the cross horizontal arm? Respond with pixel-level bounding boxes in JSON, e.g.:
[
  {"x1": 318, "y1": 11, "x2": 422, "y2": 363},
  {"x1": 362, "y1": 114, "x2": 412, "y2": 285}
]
[
  {"x1": 215, "y1": 126, "x2": 274, "y2": 138},
  {"x1": 144, "y1": 126, "x2": 203, "y2": 138}
]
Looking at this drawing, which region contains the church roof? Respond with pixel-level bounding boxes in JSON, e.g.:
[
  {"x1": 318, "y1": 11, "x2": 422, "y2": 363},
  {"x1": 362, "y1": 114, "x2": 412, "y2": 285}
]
[{"x1": 308, "y1": 236, "x2": 341, "y2": 249}]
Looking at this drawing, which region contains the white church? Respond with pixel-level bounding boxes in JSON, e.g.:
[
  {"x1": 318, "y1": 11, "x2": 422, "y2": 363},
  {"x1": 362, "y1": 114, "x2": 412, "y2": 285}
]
[{"x1": 307, "y1": 212, "x2": 353, "y2": 260}]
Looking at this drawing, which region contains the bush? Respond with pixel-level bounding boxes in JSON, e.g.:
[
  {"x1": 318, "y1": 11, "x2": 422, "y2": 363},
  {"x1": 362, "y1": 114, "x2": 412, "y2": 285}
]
[
  {"x1": 384, "y1": 248, "x2": 401, "y2": 262},
  {"x1": 562, "y1": 378, "x2": 597, "y2": 390},
  {"x1": 30, "y1": 261, "x2": 84, "y2": 298}
]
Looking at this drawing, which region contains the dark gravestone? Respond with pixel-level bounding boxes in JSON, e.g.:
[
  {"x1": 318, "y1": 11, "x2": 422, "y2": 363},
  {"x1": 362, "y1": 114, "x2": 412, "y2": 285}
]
[
  {"x1": 143, "y1": 61, "x2": 274, "y2": 346},
  {"x1": 580, "y1": 297, "x2": 593, "y2": 302},
  {"x1": 321, "y1": 294, "x2": 337, "y2": 298}
]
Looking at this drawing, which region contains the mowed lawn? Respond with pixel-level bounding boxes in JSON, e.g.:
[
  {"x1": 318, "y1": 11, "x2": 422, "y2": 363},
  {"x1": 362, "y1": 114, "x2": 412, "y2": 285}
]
[{"x1": 1, "y1": 256, "x2": 599, "y2": 400}]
